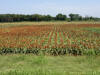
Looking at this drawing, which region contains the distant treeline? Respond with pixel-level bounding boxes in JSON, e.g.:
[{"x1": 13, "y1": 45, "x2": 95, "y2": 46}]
[{"x1": 0, "y1": 13, "x2": 100, "y2": 22}]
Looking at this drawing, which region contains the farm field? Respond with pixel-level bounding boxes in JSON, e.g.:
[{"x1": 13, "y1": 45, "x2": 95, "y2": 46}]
[
  {"x1": 0, "y1": 22, "x2": 100, "y2": 75},
  {"x1": 0, "y1": 22, "x2": 100, "y2": 55}
]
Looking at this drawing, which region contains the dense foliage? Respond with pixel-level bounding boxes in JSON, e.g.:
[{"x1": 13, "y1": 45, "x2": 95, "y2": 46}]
[{"x1": 0, "y1": 13, "x2": 100, "y2": 22}]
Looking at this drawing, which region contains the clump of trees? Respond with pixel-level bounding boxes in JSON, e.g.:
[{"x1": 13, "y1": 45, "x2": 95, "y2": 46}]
[
  {"x1": 0, "y1": 13, "x2": 100, "y2": 22},
  {"x1": 55, "y1": 14, "x2": 67, "y2": 20},
  {"x1": 69, "y1": 13, "x2": 100, "y2": 21}
]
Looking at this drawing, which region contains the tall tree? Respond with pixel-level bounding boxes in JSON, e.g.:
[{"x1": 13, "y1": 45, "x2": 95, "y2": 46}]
[{"x1": 56, "y1": 13, "x2": 67, "y2": 20}]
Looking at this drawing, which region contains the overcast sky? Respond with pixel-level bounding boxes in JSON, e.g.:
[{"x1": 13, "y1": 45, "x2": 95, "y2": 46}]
[{"x1": 0, "y1": 0, "x2": 100, "y2": 17}]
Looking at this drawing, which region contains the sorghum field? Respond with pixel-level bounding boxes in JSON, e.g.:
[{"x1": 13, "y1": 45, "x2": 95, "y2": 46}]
[
  {"x1": 0, "y1": 22, "x2": 100, "y2": 75},
  {"x1": 0, "y1": 22, "x2": 100, "y2": 55}
]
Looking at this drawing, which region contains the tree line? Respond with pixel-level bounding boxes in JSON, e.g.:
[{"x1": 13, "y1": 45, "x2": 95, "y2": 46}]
[{"x1": 0, "y1": 13, "x2": 100, "y2": 22}]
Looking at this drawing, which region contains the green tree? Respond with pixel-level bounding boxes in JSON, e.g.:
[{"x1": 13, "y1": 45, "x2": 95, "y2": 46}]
[
  {"x1": 69, "y1": 13, "x2": 82, "y2": 21},
  {"x1": 56, "y1": 13, "x2": 67, "y2": 21}
]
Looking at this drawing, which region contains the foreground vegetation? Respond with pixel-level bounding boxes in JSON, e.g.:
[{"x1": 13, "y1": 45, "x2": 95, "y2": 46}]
[{"x1": 0, "y1": 54, "x2": 100, "y2": 75}]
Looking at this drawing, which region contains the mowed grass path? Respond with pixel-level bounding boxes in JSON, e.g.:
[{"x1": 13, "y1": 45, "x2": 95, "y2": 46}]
[{"x1": 0, "y1": 55, "x2": 100, "y2": 75}]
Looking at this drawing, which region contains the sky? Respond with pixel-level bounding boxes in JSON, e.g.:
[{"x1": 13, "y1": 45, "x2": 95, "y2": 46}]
[{"x1": 0, "y1": 0, "x2": 100, "y2": 17}]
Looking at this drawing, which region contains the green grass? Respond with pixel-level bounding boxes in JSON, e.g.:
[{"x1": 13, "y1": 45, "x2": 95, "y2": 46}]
[{"x1": 0, "y1": 54, "x2": 100, "y2": 75}]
